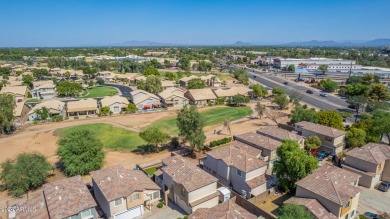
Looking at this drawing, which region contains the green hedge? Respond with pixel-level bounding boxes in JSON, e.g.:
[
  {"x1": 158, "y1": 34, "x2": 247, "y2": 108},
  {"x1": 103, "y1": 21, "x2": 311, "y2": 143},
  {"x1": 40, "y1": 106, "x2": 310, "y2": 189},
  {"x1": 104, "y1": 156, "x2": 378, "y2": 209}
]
[{"x1": 209, "y1": 137, "x2": 232, "y2": 148}]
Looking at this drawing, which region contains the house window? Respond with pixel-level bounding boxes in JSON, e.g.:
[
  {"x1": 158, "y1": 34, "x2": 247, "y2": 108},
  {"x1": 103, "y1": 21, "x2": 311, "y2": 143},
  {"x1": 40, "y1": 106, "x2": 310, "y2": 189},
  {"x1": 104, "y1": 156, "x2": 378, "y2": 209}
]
[
  {"x1": 344, "y1": 213, "x2": 349, "y2": 219},
  {"x1": 325, "y1": 136, "x2": 333, "y2": 142},
  {"x1": 236, "y1": 169, "x2": 242, "y2": 177},
  {"x1": 344, "y1": 201, "x2": 350, "y2": 208},
  {"x1": 114, "y1": 198, "x2": 123, "y2": 207},
  {"x1": 131, "y1": 193, "x2": 140, "y2": 201},
  {"x1": 351, "y1": 210, "x2": 355, "y2": 217},
  {"x1": 152, "y1": 191, "x2": 159, "y2": 199},
  {"x1": 81, "y1": 209, "x2": 93, "y2": 219}
]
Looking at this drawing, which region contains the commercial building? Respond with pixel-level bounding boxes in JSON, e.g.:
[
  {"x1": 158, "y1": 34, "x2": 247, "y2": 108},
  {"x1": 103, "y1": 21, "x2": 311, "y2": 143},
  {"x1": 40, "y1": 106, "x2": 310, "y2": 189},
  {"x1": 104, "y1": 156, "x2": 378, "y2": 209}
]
[{"x1": 273, "y1": 58, "x2": 361, "y2": 72}]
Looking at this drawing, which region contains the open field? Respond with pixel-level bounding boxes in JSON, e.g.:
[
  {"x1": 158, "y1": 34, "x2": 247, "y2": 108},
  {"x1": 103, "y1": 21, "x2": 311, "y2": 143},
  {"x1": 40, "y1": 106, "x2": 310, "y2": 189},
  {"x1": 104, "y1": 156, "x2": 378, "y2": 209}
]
[
  {"x1": 55, "y1": 123, "x2": 146, "y2": 150},
  {"x1": 151, "y1": 106, "x2": 252, "y2": 135},
  {"x1": 81, "y1": 86, "x2": 118, "y2": 98}
]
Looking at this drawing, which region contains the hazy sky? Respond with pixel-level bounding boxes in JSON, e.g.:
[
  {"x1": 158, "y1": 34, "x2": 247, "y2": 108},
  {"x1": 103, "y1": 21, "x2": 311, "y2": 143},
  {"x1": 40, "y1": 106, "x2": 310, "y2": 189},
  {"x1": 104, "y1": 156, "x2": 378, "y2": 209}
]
[{"x1": 1, "y1": 0, "x2": 389, "y2": 47}]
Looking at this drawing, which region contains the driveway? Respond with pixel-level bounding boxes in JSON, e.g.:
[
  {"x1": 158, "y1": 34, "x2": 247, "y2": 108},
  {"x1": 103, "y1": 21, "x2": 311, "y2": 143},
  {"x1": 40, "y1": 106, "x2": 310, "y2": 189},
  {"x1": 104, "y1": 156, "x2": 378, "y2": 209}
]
[
  {"x1": 104, "y1": 83, "x2": 134, "y2": 97},
  {"x1": 141, "y1": 201, "x2": 185, "y2": 219},
  {"x1": 357, "y1": 186, "x2": 390, "y2": 215}
]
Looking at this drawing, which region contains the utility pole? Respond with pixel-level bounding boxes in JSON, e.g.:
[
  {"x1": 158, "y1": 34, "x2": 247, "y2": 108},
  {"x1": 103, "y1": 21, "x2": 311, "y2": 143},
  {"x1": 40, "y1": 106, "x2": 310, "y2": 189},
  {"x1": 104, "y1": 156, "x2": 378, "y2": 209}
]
[{"x1": 348, "y1": 60, "x2": 353, "y2": 78}]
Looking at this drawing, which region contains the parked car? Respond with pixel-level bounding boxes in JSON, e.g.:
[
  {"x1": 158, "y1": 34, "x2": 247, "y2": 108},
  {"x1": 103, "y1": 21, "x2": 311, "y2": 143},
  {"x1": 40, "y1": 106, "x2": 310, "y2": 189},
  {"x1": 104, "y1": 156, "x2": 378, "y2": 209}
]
[
  {"x1": 283, "y1": 81, "x2": 288, "y2": 85},
  {"x1": 364, "y1": 212, "x2": 380, "y2": 219},
  {"x1": 295, "y1": 78, "x2": 305, "y2": 82},
  {"x1": 319, "y1": 92, "x2": 328, "y2": 97},
  {"x1": 306, "y1": 90, "x2": 313, "y2": 94},
  {"x1": 316, "y1": 151, "x2": 331, "y2": 160},
  {"x1": 378, "y1": 181, "x2": 390, "y2": 192},
  {"x1": 311, "y1": 149, "x2": 319, "y2": 156}
]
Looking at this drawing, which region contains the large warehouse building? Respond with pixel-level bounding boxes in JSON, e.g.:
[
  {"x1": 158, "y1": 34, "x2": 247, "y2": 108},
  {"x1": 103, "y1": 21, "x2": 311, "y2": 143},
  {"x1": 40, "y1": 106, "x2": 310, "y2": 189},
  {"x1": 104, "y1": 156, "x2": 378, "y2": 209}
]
[{"x1": 273, "y1": 58, "x2": 362, "y2": 72}]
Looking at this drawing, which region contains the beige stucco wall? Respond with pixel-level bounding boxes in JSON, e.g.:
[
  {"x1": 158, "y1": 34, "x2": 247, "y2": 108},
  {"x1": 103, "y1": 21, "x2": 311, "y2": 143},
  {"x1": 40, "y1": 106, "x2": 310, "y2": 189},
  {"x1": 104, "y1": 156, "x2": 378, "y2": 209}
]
[
  {"x1": 382, "y1": 160, "x2": 390, "y2": 182},
  {"x1": 188, "y1": 182, "x2": 217, "y2": 203},
  {"x1": 296, "y1": 186, "x2": 341, "y2": 217},
  {"x1": 345, "y1": 156, "x2": 379, "y2": 174},
  {"x1": 246, "y1": 166, "x2": 267, "y2": 181},
  {"x1": 250, "y1": 182, "x2": 267, "y2": 196},
  {"x1": 191, "y1": 196, "x2": 219, "y2": 213}
]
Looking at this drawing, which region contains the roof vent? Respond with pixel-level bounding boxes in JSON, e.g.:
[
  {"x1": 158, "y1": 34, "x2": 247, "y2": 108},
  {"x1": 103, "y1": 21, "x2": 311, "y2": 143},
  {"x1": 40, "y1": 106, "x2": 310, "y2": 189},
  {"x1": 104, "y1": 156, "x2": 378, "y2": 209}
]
[
  {"x1": 55, "y1": 186, "x2": 58, "y2": 190},
  {"x1": 58, "y1": 196, "x2": 62, "y2": 201},
  {"x1": 107, "y1": 177, "x2": 111, "y2": 181}
]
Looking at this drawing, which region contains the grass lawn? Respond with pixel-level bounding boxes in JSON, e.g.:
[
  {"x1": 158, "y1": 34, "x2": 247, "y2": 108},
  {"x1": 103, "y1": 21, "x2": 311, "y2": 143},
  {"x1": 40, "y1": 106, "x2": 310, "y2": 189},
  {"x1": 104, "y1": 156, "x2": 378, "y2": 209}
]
[
  {"x1": 151, "y1": 106, "x2": 252, "y2": 135},
  {"x1": 55, "y1": 123, "x2": 146, "y2": 151},
  {"x1": 81, "y1": 86, "x2": 118, "y2": 98},
  {"x1": 26, "y1": 98, "x2": 41, "y2": 103},
  {"x1": 144, "y1": 166, "x2": 158, "y2": 175}
]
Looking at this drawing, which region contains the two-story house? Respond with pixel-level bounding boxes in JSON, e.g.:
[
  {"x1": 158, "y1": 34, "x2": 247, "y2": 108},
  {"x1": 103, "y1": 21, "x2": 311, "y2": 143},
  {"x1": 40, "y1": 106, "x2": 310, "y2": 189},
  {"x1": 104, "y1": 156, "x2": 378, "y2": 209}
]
[
  {"x1": 293, "y1": 164, "x2": 361, "y2": 219},
  {"x1": 184, "y1": 88, "x2": 217, "y2": 107},
  {"x1": 27, "y1": 99, "x2": 66, "y2": 122},
  {"x1": 66, "y1": 99, "x2": 98, "y2": 119},
  {"x1": 15, "y1": 176, "x2": 98, "y2": 219},
  {"x1": 189, "y1": 199, "x2": 257, "y2": 219},
  {"x1": 157, "y1": 156, "x2": 219, "y2": 215},
  {"x1": 100, "y1": 95, "x2": 130, "y2": 114},
  {"x1": 31, "y1": 81, "x2": 56, "y2": 99},
  {"x1": 158, "y1": 87, "x2": 189, "y2": 108},
  {"x1": 91, "y1": 165, "x2": 161, "y2": 219},
  {"x1": 130, "y1": 89, "x2": 161, "y2": 110},
  {"x1": 342, "y1": 143, "x2": 390, "y2": 188},
  {"x1": 234, "y1": 126, "x2": 304, "y2": 167},
  {"x1": 295, "y1": 121, "x2": 346, "y2": 155},
  {"x1": 203, "y1": 141, "x2": 268, "y2": 198}
]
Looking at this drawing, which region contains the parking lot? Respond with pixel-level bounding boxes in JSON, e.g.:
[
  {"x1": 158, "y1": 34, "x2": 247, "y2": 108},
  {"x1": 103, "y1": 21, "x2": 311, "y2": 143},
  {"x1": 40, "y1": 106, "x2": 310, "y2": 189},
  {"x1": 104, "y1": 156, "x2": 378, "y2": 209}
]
[{"x1": 357, "y1": 186, "x2": 390, "y2": 215}]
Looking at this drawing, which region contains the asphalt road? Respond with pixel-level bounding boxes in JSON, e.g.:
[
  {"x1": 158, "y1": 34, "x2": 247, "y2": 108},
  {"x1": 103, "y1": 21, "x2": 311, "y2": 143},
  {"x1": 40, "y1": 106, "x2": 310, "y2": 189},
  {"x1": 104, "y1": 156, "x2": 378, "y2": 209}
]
[{"x1": 104, "y1": 83, "x2": 134, "y2": 97}]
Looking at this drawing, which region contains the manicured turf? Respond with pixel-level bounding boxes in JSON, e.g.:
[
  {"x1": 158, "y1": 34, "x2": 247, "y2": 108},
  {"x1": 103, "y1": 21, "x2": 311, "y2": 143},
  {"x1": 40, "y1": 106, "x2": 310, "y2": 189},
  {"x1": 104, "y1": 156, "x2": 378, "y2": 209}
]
[
  {"x1": 26, "y1": 98, "x2": 41, "y2": 103},
  {"x1": 81, "y1": 86, "x2": 118, "y2": 98},
  {"x1": 144, "y1": 166, "x2": 158, "y2": 175},
  {"x1": 55, "y1": 123, "x2": 146, "y2": 151},
  {"x1": 151, "y1": 106, "x2": 252, "y2": 135}
]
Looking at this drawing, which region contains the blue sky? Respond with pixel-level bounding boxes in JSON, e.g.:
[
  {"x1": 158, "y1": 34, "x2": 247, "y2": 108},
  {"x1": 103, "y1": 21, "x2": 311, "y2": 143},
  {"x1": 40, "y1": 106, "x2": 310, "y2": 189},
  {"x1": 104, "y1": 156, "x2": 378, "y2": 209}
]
[{"x1": 1, "y1": 0, "x2": 389, "y2": 47}]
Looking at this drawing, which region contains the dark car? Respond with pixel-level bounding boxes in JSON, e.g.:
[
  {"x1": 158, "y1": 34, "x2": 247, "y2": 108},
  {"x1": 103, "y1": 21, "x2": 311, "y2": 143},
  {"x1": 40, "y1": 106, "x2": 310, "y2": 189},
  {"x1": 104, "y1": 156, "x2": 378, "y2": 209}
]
[
  {"x1": 306, "y1": 90, "x2": 313, "y2": 94},
  {"x1": 316, "y1": 151, "x2": 330, "y2": 160},
  {"x1": 378, "y1": 181, "x2": 390, "y2": 192},
  {"x1": 364, "y1": 212, "x2": 380, "y2": 219},
  {"x1": 319, "y1": 92, "x2": 328, "y2": 97},
  {"x1": 294, "y1": 78, "x2": 305, "y2": 82},
  {"x1": 283, "y1": 82, "x2": 288, "y2": 85}
]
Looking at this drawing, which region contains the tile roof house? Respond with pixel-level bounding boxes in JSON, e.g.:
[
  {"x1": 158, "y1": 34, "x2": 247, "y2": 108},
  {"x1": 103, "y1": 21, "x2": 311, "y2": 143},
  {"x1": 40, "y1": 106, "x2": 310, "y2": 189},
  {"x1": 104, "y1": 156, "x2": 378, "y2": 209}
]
[
  {"x1": 161, "y1": 80, "x2": 176, "y2": 89},
  {"x1": 0, "y1": 85, "x2": 29, "y2": 102},
  {"x1": 158, "y1": 87, "x2": 189, "y2": 108},
  {"x1": 189, "y1": 198, "x2": 257, "y2": 219},
  {"x1": 184, "y1": 88, "x2": 217, "y2": 107},
  {"x1": 91, "y1": 165, "x2": 160, "y2": 219},
  {"x1": 213, "y1": 86, "x2": 252, "y2": 99},
  {"x1": 235, "y1": 126, "x2": 304, "y2": 162},
  {"x1": 295, "y1": 164, "x2": 361, "y2": 219},
  {"x1": 203, "y1": 141, "x2": 268, "y2": 197},
  {"x1": 15, "y1": 176, "x2": 98, "y2": 219},
  {"x1": 179, "y1": 75, "x2": 199, "y2": 87},
  {"x1": 66, "y1": 98, "x2": 98, "y2": 119},
  {"x1": 130, "y1": 89, "x2": 161, "y2": 110},
  {"x1": 158, "y1": 156, "x2": 219, "y2": 214},
  {"x1": 343, "y1": 143, "x2": 390, "y2": 188},
  {"x1": 100, "y1": 95, "x2": 130, "y2": 114},
  {"x1": 31, "y1": 80, "x2": 56, "y2": 99},
  {"x1": 295, "y1": 121, "x2": 346, "y2": 155},
  {"x1": 28, "y1": 100, "x2": 65, "y2": 122},
  {"x1": 284, "y1": 197, "x2": 337, "y2": 219}
]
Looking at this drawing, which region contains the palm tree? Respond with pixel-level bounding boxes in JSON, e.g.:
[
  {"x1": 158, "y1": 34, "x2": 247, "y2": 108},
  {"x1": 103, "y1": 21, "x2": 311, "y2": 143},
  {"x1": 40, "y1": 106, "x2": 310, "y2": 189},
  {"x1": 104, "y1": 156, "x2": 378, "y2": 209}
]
[
  {"x1": 223, "y1": 119, "x2": 232, "y2": 135},
  {"x1": 210, "y1": 76, "x2": 217, "y2": 87},
  {"x1": 255, "y1": 102, "x2": 266, "y2": 119},
  {"x1": 221, "y1": 80, "x2": 227, "y2": 87}
]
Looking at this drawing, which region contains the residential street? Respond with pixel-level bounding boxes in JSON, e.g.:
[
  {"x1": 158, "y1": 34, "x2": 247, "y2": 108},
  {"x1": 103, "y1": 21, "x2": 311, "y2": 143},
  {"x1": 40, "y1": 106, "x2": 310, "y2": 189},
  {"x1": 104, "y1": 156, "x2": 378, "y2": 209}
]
[{"x1": 357, "y1": 187, "x2": 390, "y2": 215}]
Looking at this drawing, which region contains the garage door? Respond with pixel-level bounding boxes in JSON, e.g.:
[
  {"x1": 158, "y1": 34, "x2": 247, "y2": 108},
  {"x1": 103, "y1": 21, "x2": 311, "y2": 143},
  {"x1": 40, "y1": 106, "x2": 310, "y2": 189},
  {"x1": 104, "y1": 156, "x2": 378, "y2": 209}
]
[{"x1": 114, "y1": 206, "x2": 142, "y2": 219}]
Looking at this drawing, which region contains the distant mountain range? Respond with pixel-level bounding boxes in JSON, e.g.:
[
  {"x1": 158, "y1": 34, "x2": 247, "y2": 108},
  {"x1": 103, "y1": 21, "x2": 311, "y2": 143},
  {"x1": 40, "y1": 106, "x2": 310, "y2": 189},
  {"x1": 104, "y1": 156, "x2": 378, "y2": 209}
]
[{"x1": 281, "y1": 39, "x2": 390, "y2": 47}]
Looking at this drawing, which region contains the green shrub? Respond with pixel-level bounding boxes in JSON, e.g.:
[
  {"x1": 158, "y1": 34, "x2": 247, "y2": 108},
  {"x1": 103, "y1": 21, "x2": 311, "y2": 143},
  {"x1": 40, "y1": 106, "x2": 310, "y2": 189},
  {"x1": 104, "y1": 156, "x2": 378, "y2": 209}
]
[
  {"x1": 171, "y1": 137, "x2": 179, "y2": 148},
  {"x1": 51, "y1": 115, "x2": 63, "y2": 122},
  {"x1": 209, "y1": 137, "x2": 232, "y2": 148},
  {"x1": 157, "y1": 202, "x2": 164, "y2": 208}
]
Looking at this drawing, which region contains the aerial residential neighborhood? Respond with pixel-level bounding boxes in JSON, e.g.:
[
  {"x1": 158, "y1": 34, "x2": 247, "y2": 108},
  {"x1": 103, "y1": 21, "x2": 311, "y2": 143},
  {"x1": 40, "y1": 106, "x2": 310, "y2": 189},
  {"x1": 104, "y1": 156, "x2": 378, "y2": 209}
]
[{"x1": 0, "y1": 1, "x2": 390, "y2": 219}]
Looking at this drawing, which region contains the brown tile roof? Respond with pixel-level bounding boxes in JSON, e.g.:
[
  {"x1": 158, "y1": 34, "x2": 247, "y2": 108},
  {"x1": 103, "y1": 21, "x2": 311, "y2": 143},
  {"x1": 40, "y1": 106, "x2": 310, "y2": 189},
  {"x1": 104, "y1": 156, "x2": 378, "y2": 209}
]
[
  {"x1": 158, "y1": 87, "x2": 187, "y2": 100},
  {"x1": 245, "y1": 175, "x2": 267, "y2": 189},
  {"x1": 207, "y1": 141, "x2": 266, "y2": 172},
  {"x1": 285, "y1": 197, "x2": 337, "y2": 219},
  {"x1": 213, "y1": 86, "x2": 252, "y2": 98},
  {"x1": 0, "y1": 85, "x2": 28, "y2": 96},
  {"x1": 189, "y1": 199, "x2": 257, "y2": 219},
  {"x1": 189, "y1": 191, "x2": 219, "y2": 207},
  {"x1": 28, "y1": 100, "x2": 65, "y2": 116},
  {"x1": 346, "y1": 143, "x2": 390, "y2": 164},
  {"x1": 100, "y1": 95, "x2": 129, "y2": 108},
  {"x1": 42, "y1": 175, "x2": 96, "y2": 219},
  {"x1": 162, "y1": 156, "x2": 218, "y2": 192},
  {"x1": 295, "y1": 121, "x2": 345, "y2": 138},
  {"x1": 186, "y1": 88, "x2": 217, "y2": 100},
  {"x1": 296, "y1": 164, "x2": 361, "y2": 206},
  {"x1": 16, "y1": 192, "x2": 50, "y2": 219},
  {"x1": 91, "y1": 165, "x2": 160, "y2": 202},
  {"x1": 66, "y1": 99, "x2": 97, "y2": 112},
  {"x1": 257, "y1": 126, "x2": 303, "y2": 142}
]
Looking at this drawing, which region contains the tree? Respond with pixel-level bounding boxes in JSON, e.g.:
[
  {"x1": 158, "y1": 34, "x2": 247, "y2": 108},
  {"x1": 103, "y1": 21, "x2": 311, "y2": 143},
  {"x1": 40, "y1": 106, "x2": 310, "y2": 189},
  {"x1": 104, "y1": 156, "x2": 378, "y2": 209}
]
[
  {"x1": 96, "y1": 78, "x2": 105, "y2": 85},
  {"x1": 187, "y1": 78, "x2": 206, "y2": 89},
  {"x1": 57, "y1": 129, "x2": 104, "y2": 176},
  {"x1": 317, "y1": 110, "x2": 344, "y2": 130},
  {"x1": 139, "y1": 127, "x2": 170, "y2": 148},
  {"x1": 126, "y1": 103, "x2": 137, "y2": 113},
  {"x1": 34, "y1": 107, "x2": 50, "y2": 121},
  {"x1": 368, "y1": 83, "x2": 390, "y2": 102},
  {"x1": 318, "y1": 79, "x2": 339, "y2": 92},
  {"x1": 272, "y1": 87, "x2": 285, "y2": 95},
  {"x1": 255, "y1": 102, "x2": 266, "y2": 119},
  {"x1": 346, "y1": 128, "x2": 366, "y2": 148},
  {"x1": 305, "y1": 136, "x2": 321, "y2": 151},
  {"x1": 0, "y1": 152, "x2": 53, "y2": 196},
  {"x1": 176, "y1": 105, "x2": 205, "y2": 152},
  {"x1": 361, "y1": 73, "x2": 380, "y2": 85},
  {"x1": 352, "y1": 118, "x2": 381, "y2": 143},
  {"x1": 179, "y1": 57, "x2": 190, "y2": 71},
  {"x1": 233, "y1": 69, "x2": 249, "y2": 85},
  {"x1": 136, "y1": 75, "x2": 163, "y2": 94},
  {"x1": 143, "y1": 67, "x2": 160, "y2": 76},
  {"x1": 99, "y1": 106, "x2": 112, "y2": 116},
  {"x1": 346, "y1": 76, "x2": 362, "y2": 85},
  {"x1": 56, "y1": 81, "x2": 83, "y2": 96},
  {"x1": 22, "y1": 74, "x2": 34, "y2": 88},
  {"x1": 290, "y1": 105, "x2": 318, "y2": 124},
  {"x1": 82, "y1": 67, "x2": 97, "y2": 78},
  {"x1": 287, "y1": 64, "x2": 295, "y2": 72},
  {"x1": 372, "y1": 110, "x2": 390, "y2": 145},
  {"x1": 318, "y1": 64, "x2": 328, "y2": 74},
  {"x1": 32, "y1": 69, "x2": 49, "y2": 80},
  {"x1": 279, "y1": 204, "x2": 315, "y2": 219},
  {"x1": 0, "y1": 94, "x2": 16, "y2": 134},
  {"x1": 346, "y1": 95, "x2": 368, "y2": 121},
  {"x1": 365, "y1": 101, "x2": 389, "y2": 112},
  {"x1": 273, "y1": 140, "x2": 318, "y2": 193},
  {"x1": 345, "y1": 84, "x2": 369, "y2": 97},
  {"x1": 251, "y1": 84, "x2": 268, "y2": 98},
  {"x1": 229, "y1": 94, "x2": 250, "y2": 106},
  {"x1": 272, "y1": 93, "x2": 289, "y2": 110}
]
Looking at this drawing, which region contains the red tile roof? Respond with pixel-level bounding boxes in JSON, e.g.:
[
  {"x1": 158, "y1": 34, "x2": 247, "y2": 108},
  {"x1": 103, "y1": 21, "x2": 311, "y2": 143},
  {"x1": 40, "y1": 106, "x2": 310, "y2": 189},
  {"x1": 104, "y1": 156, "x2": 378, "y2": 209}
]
[
  {"x1": 190, "y1": 199, "x2": 257, "y2": 219},
  {"x1": 346, "y1": 143, "x2": 390, "y2": 164},
  {"x1": 295, "y1": 121, "x2": 345, "y2": 138},
  {"x1": 285, "y1": 197, "x2": 337, "y2": 219}
]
